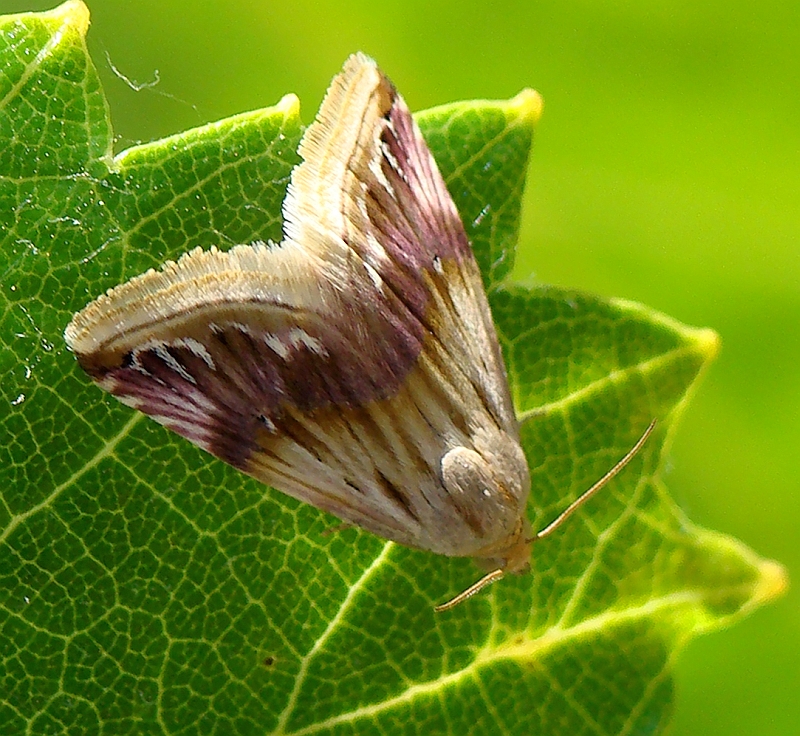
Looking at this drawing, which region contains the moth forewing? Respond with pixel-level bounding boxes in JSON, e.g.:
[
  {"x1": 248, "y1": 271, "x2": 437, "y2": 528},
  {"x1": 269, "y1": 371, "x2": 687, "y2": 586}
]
[{"x1": 66, "y1": 52, "x2": 539, "y2": 609}]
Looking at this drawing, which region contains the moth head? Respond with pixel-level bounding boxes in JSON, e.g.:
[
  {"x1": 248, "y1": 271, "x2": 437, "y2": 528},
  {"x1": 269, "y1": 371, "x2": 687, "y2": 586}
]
[{"x1": 435, "y1": 420, "x2": 657, "y2": 612}]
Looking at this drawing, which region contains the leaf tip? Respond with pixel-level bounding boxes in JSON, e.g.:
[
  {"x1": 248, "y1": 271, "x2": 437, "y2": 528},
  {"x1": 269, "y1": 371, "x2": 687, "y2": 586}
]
[
  {"x1": 49, "y1": 0, "x2": 90, "y2": 38},
  {"x1": 688, "y1": 326, "x2": 720, "y2": 362},
  {"x1": 277, "y1": 92, "x2": 300, "y2": 119},
  {"x1": 753, "y1": 558, "x2": 789, "y2": 606},
  {"x1": 509, "y1": 88, "x2": 544, "y2": 126}
]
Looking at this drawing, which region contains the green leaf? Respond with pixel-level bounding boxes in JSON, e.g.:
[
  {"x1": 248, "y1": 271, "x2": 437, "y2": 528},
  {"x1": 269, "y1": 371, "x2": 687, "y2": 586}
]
[{"x1": 0, "y1": 3, "x2": 786, "y2": 735}]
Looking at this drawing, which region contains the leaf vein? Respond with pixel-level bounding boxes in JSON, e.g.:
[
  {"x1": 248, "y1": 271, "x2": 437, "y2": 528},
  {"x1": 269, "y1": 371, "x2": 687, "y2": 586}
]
[
  {"x1": 0, "y1": 11, "x2": 73, "y2": 113},
  {"x1": 285, "y1": 591, "x2": 706, "y2": 736},
  {"x1": 273, "y1": 541, "x2": 395, "y2": 735},
  {"x1": 516, "y1": 342, "x2": 698, "y2": 425},
  {"x1": 0, "y1": 412, "x2": 142, "y2": 546}
]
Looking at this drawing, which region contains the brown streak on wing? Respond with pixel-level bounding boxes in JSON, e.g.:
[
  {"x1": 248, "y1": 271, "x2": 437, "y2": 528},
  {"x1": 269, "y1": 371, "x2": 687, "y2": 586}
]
[{"x1": 374, "y1": 469, "x2": 422, "y2": 524}]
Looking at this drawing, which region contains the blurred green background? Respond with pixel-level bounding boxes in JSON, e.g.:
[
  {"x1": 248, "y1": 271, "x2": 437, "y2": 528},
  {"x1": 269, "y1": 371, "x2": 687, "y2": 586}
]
[{"x1": 2, "y1": 0, "x2": 797, "y2": 734}]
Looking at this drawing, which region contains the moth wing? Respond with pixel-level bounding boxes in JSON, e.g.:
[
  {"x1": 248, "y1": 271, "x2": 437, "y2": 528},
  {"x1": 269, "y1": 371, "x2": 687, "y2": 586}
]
[{"x1": 65, "y1": 54, "x2": 530, "y2": 558}]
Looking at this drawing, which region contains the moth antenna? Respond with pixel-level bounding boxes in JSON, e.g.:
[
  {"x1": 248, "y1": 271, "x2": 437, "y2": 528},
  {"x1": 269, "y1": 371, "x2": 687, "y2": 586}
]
[
  {"x1": 531, "y1": 419, "x2": 657, "y2": 543},
  {"x1": 434, "y1": 568, "x2": 505, "y2": 612}
]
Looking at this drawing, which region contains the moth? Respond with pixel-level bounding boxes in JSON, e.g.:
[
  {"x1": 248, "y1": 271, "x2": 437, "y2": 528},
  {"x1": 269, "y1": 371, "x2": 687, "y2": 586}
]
[{"x1": 65, "y1": 53, "x2": 654, "y2": 610}]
